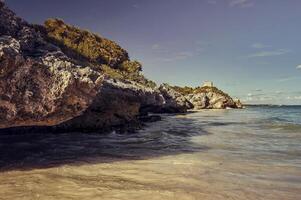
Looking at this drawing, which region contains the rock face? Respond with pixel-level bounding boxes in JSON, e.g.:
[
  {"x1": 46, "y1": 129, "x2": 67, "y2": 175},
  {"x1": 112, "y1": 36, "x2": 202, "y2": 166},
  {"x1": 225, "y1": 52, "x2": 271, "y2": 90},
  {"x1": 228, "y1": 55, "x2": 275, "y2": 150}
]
[
  {"x1": 0, "y1": 3, "x2": 106, "y2": 129},
  {"x1": 57, "y1": 79, "x2": 165, "y2": 131},
  {"x1": 0, "y1": 2, "x2": 185, "y2": 131}
]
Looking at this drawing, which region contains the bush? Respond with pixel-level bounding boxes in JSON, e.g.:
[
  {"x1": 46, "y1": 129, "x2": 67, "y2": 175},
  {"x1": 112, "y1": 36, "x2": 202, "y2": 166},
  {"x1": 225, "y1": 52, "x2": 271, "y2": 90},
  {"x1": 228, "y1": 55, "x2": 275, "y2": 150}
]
[
  {"x1": 44, "y1": 18, "x2": 129, "y2": 67},
  {"x1": 119, "y1": 60, "x2": 142, "y2": 73}
]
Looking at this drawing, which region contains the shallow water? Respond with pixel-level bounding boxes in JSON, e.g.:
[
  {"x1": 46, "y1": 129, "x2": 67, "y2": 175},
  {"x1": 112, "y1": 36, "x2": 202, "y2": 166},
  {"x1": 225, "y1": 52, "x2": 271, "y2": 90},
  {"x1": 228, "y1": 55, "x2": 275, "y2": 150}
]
[{"x1": 0, "y1": 106, "x2": 301, "y2": 200}]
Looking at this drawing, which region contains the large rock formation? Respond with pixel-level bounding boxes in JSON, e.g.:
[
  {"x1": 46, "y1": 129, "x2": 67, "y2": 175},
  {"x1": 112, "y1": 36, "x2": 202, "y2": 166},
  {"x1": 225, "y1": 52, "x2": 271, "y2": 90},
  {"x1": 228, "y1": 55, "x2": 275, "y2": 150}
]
[
  {"x1": 0, "y1": 2, "x2": 242, "y2": 132},
  {"x1": 0, "y1": 2, "x2": 185, "y2": 131}
]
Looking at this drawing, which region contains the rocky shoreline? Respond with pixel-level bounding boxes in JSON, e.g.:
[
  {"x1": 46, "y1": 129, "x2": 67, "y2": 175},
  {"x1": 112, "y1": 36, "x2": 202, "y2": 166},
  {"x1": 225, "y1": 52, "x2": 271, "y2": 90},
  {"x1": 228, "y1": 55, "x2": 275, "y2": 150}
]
[{"x1": 0, "y1": 1, "x2": 242, "y2": 133}]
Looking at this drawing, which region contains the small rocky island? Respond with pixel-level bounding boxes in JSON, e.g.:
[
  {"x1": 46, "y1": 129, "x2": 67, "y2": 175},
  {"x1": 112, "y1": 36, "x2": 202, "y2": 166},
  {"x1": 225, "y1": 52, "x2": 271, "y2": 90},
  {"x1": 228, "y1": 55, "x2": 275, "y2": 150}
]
[{"x1": 0, "y1": 1, "x2": 242, "y2": 132}]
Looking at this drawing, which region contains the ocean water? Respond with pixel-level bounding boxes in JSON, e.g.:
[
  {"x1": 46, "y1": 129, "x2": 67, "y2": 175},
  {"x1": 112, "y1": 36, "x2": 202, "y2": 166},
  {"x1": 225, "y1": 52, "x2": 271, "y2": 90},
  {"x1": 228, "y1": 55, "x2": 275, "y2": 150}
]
[{"x1": 0, "y1": 106, "x2": 300, "y2": 200}]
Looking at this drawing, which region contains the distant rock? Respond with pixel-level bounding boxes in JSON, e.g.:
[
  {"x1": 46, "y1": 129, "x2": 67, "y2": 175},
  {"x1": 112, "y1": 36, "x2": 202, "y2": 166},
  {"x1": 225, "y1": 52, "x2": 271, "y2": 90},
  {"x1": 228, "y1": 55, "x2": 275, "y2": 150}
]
[{"x1": 174, "y1": 86, "x2": 243, "y2": 109}]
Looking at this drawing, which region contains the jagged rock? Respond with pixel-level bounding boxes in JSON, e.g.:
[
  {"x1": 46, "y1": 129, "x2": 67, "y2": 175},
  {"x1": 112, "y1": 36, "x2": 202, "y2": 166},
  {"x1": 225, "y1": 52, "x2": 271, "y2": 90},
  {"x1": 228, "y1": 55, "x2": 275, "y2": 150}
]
[
  {"x1": 55, "y1": 78, "x2": 165, "y2": 131},
  {"x1": 185, "y1": 93, "x2": 209, "y2": 109},
  {"x1": 0, "y1": 35, "x2": 103, "y2": 129},
  {"x1": 157, "y1": 84, "x2": 194, "y2": 113},
  {"x1": 234, "y1": 99, "x2": 243, "y2": 109}
]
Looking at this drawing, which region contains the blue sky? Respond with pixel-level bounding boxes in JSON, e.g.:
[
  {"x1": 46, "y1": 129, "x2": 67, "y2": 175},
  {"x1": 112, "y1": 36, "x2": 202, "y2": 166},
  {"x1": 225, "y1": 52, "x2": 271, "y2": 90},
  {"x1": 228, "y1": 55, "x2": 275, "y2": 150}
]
[{"x1": 6, "y1": 0, "x2": 301, "y2": 104}]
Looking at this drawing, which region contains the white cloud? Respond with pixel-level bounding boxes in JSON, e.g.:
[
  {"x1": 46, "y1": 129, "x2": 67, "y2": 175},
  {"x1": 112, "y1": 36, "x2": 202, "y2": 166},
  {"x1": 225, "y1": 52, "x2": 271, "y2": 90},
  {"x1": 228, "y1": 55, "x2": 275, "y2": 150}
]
[
  {"x1": 229, "y1": 0, "x2": 254, "y2": 8},
  {"x1": 294, "y1": 96, "x2": 301, "y2": 100},
  {"x1": 175, "y1": 52, "x2": 194, "y2": 59},
  {"x1": 151, "y1": 44, "x2": 160, "y2": 50},
  {"x1": 296, "y1": 65, "x2": 301, "y2": 69},
  {"x1": 287, "y1": 96, "x2": 301, "y2": 100},
  {"x1": 277, "y1": 76, "x2": 298, "y2": 82},
  {"x1": 154, "y1": 51, "x2": 195, "y2": 63},
  {"x1": 251, "y1": 43, "x2": 269, "y2": 49},
  {"x1": 248, "y1": 49, "x2": 291, "y2": 58}
]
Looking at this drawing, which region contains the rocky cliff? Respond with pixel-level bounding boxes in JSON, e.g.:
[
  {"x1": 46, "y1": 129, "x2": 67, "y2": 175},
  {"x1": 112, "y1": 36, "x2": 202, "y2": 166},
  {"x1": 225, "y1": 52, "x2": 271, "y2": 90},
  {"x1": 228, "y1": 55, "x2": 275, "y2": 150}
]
[
  {"x1": 0, "y1": 2, "x2": 189, "y2": 131},
  {"x1": 0, "y1": 2, "x2": 242, "y2": 132}
]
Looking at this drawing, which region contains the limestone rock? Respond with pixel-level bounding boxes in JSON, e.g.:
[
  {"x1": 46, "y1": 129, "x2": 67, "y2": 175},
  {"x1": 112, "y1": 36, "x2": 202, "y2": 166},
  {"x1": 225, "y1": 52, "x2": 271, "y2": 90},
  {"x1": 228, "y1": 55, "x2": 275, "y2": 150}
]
[{"x1": 0, "y1": 36, "x2": 103, "y2": 129}]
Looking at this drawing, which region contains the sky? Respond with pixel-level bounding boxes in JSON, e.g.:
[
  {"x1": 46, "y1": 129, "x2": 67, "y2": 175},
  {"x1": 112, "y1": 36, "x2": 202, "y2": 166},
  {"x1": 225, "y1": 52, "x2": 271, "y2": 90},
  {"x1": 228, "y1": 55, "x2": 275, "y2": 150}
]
[{"x1": 6, "y1": 0, "x2": 301, "y2": 105}]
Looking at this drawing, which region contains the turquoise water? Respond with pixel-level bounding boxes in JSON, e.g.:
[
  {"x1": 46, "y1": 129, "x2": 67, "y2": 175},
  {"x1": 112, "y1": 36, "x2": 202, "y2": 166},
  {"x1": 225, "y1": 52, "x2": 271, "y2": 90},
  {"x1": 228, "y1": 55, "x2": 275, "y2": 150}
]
[{"x1": 0, "y1": 106, "x2": 300, "y2": 199}]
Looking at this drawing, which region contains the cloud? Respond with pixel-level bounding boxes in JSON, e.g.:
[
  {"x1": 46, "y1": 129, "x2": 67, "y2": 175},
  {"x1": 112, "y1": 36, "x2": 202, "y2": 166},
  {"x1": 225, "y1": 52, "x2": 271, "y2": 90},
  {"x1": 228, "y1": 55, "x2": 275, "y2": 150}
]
[
  {"x1": 151, "y1": 44, "x2": 161, "y2": 50},
  {"x1": 248, "y1": 49, "x2": 291, "y2": 58},
  {"x1": 296, "y1": 65, "x2": 301, "y2": 69},
  {"x1": 132, "y1": 4, "x2": 140, "y2": 9},
  {"x1": 251, "y1": 43, "x2": 270, "y2": 49},
  {"x1": 287, "y1": 96, "x2": 301, "y2": 100},
  {"x1": 155, "y1": 51, "x2": 195, "y2": 62},
  {"x1": 151, "y1": 44, "x2": 170, "y2": 54},
  {"x1": 294, "y1": 96, "x2": 301, "y2": 100},
  {"x1": 243, "y1": 93, "x2": 274, "y2": 102},
  {"x1": 175, "y1": 52, "x2": 194, "y2": 59},
  {"x1": 229, "y1": 0, "x2": 254, "y2": 8},
  {"x1": 277, "y1": 76, "x2": 298, "y2": 82}
]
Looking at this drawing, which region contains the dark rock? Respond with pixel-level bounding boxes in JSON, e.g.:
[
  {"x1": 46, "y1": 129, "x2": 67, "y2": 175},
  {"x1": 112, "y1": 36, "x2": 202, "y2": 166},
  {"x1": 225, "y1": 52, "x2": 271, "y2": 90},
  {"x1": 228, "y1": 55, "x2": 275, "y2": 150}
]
[{"x1": 139, "y1": 115, "x2": 162, "y2": 123}]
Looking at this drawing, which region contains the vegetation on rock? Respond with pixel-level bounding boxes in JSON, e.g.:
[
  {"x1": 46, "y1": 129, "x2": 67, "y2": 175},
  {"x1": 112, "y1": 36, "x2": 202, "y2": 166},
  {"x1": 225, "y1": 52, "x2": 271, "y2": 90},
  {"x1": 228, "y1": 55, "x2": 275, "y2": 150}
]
[
  {"x1": 38, "y1": 18, "x2": 157, "y2": 88},
  {"x1": 170, "y1": 86, "x2": 194, "y2": 96},
  {"x1": 43, "y1": 18, "x2": 129, "y2": 67},
  {"x1": 172, "y1": 85, "x2": 232, "y2": 99}
]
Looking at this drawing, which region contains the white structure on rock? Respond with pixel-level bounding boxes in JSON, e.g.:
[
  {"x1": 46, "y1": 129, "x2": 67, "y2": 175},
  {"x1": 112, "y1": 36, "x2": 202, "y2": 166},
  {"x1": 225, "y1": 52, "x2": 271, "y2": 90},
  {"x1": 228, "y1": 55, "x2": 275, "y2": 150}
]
[{"x1": 202, "y1": 81, "x2": 213, "y2": 87}]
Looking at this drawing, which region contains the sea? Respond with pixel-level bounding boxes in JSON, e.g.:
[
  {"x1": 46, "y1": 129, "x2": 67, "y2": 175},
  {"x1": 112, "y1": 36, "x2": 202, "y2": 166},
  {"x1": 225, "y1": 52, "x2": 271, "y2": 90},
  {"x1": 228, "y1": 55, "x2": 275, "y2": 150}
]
[{"x1": 0, "y1": 105, "x2": 300, "y2": 200}]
